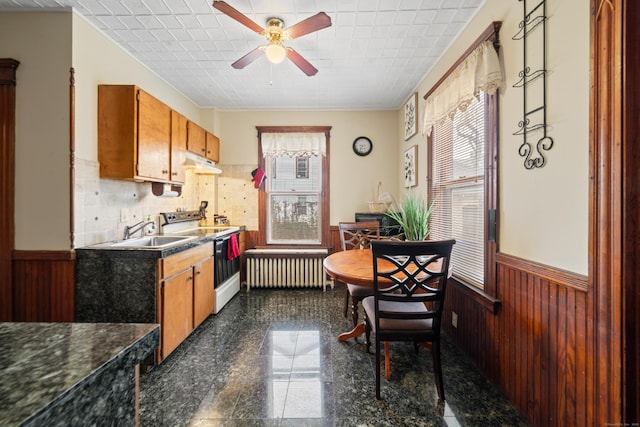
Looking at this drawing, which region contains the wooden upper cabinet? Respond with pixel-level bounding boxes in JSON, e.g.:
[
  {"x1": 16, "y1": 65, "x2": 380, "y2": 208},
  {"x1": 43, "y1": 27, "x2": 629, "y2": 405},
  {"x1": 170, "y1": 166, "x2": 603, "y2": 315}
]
[
  {"x1": 170, "y1": 111, "x2": 187, "y2": 183},
  {"x1": 187, "y1": 121, "x2": 207, "y2": 157},
  {"x1": 98, "y1": 85, "x2": 174, "y2": 183},
  {"x1": 205, "y1": 132, "x2": 220, "y2": 162},
  {"x1": 187, "y1": 120, "x2": 220, "y2": 162},
  {"x1": 137, "y1": 90, "x2": 171, "y2": 181}
]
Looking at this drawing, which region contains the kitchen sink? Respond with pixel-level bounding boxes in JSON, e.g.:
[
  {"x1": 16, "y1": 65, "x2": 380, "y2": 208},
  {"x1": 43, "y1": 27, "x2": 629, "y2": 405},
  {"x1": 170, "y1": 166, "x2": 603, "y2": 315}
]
[{"x1": 111, "y1": 235, "x2": 196, "y2": 248}]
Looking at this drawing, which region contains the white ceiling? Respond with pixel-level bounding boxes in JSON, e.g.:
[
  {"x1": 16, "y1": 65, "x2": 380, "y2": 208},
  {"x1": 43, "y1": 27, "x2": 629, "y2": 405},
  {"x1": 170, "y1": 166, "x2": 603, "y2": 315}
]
[{"x1": 0, "y1": 0, "x2": 483, "y2": 110}]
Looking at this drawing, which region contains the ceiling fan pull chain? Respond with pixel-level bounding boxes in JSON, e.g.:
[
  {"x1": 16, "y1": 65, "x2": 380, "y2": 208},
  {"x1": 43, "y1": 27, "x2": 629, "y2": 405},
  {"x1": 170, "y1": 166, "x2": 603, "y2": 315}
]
[{"x1": 269, "y1": 63, "x2": 274, "y2": 86}]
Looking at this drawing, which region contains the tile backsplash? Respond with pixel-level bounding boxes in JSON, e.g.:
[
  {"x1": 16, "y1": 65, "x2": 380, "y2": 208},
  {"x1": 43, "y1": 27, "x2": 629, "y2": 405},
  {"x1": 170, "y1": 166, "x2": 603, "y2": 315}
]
[{"x1": 74, "y1": 159, "x2": 259, "y2": 248}]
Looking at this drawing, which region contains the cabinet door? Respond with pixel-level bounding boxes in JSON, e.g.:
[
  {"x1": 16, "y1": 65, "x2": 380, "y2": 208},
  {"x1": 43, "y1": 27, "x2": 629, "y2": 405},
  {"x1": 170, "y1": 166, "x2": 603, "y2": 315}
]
[
  {"x1": 161, "y1": 268, "x2": 194, "y2": 359},
  {"x1": 193, "y1": 256, "x2": 214, "y2": 327},
  {"x1": 170, "y1": 110, "x2": 187, "y2": 183},
  {"x1": 187, "y1": 121, "x2": 206, "y2": 157},
  {"x1": 205, "y1": 132, "x2": 220, "y2": 162},
  {"x1": 137, "y1": 89, "x2": 171, "y2": 181}
]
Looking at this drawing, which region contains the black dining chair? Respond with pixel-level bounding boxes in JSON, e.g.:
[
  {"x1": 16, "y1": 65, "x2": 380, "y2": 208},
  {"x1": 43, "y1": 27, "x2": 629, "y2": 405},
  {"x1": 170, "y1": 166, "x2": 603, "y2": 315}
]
[
  {"x1": 338, "y1": 221, "x2": 380, "y2": 327},
  {"x1": 363, "y1": 238, "x2": 456, "y2": 401}
]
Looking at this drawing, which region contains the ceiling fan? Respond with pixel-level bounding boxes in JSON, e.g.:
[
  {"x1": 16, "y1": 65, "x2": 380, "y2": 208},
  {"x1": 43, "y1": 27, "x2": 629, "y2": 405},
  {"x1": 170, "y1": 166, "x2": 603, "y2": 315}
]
[{"x1": 212, "y1": 1, "x2": 332, "y2": 76}]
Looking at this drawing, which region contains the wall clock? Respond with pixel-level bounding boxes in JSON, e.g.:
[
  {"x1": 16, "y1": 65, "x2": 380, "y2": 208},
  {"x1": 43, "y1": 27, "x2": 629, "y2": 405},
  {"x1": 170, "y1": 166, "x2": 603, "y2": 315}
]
[{"x1": 353, "y1": 136, "x2": 372, "y2": 156}]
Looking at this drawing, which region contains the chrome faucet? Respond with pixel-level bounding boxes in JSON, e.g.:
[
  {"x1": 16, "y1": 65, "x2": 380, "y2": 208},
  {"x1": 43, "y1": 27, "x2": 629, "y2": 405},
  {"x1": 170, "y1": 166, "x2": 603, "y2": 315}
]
[{"x1": 123, "y1": 220, "x2": 155, "y2": 239}]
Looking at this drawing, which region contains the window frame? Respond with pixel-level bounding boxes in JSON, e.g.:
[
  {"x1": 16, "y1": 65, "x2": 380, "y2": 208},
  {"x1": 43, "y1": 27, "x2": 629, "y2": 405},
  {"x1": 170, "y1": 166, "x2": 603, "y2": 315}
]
[
  {"x1": 424, "y1": 22, "x2": 500, "y2": 305},
  {"x1": 256, "y1": 126, "x2": 331, "y2": 248}
]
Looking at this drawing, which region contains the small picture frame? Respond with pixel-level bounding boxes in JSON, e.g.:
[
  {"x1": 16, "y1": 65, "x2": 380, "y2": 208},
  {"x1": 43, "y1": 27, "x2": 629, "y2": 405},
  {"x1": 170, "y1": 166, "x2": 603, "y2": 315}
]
[
  {"x1": 404, "y1": 145, "x2": 417, "y2": 188},
  {"x1": 404, "y1": 92, "x2": 418, "y2": 141}
]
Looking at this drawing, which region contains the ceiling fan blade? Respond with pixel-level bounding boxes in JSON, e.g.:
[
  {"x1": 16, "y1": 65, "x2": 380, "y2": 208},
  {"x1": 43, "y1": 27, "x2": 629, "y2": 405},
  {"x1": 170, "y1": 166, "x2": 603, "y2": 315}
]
[
  {"x1": 286, "y1": 48, "x2": 318, "y2": 76},
  {"x1": 285, "y1": 12, "x2": 332, "y2": 39},
  {"x1": 231, "y1": 46, "x2": 266, "y2": 69},
  {"x1": 212, "y1": 1, "x2": 264, "y2": 34}
]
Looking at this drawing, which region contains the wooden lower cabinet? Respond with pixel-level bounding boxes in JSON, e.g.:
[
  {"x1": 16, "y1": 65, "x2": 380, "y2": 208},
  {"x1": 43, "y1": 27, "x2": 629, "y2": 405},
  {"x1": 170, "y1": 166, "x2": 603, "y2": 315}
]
[
  {"x1": 161, "y1": 268, "x2": 193, "y2": 359},
  {"x1": 193, "y1": 256, "x2": 214, "y2": 328},
  {"x1": 158, "y1": 243, "x2": 214, "y2": 362}
]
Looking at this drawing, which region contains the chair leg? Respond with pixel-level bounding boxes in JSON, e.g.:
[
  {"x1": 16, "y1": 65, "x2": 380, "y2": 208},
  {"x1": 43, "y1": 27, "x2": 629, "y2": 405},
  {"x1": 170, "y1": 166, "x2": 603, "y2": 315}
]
[
  {"x1": 364, "y1": 316, "x2": 371, "y2": 353},
  {"x1": 432, "y1": 340, "x2": 445, "y2": 402},
  {"x1": 375, "y1": 338, "x2": 382, "y2": 399},
  {"x1": 343, "y1": 286, "x2": 350, "y2": 318},
  {"x1": 384, "y1": 341, "x2": 391, "y2": 380},
  {"x1": 350, "y1": 295, "x2": 361, "y2": 327}
]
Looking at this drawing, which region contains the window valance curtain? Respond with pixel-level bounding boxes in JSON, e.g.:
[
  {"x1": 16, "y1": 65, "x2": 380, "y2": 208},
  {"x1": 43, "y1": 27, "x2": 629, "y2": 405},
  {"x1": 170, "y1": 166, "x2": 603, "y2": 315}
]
[
  {"x1": 261, "y1": 132, "x2": 326, "y2": 157},
  {"x1": 422, "y1": 40, "x2": 503, "y2": 136}
]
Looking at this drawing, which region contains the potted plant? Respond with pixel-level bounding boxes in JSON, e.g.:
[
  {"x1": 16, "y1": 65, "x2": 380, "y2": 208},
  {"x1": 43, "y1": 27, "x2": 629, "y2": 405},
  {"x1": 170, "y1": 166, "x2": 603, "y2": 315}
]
[{"x1": 386, "y1": 191, "x2": 435, "y2": 241}]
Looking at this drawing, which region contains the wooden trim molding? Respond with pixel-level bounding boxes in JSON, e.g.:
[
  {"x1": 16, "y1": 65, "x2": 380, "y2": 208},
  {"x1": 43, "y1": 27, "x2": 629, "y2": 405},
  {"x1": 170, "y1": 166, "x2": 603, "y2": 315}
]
[
  {"x1": 622, "y1": 1, "x2": 640, "y2": 421},
  {"x1": 586, "y1": 0, "x2": 639, "y2": 425},
  {"x1": 256, "y1": 126, "x2": 332, "y2": 247},
  {"x1": 0, "y1": 58, "x2": 19, "y2": 321},
  {"x1": 69, "y1": 67, "x2": 75, "y2": 249},
  {"x1": 497, "y1": 253, "x2": 588, "y2": 293},
  {"x1": 12, "y1": 250, "x2": 76, "y2": 261}
]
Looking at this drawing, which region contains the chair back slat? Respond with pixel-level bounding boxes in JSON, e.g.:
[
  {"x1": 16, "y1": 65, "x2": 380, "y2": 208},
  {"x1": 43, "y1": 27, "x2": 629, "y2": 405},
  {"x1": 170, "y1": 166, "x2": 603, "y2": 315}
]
[
  {"x1": 339, "y1": 221, "x2": 380, "y2": 251},
  {"x1": 371, "y1": 239, "x2": 455, "y2": 325}
]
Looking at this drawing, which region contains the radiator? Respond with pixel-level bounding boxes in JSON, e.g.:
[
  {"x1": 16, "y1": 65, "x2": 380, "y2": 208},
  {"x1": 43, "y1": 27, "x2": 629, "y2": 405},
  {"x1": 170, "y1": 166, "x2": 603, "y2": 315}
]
[{"x1": 245, "y1": 249, "x2": 330, "y2": 291}]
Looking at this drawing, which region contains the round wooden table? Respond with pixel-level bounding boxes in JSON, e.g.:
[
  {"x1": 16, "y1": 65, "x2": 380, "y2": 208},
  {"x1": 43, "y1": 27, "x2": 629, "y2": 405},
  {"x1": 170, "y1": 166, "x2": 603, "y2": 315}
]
[{"x1": 323, "y1": 249, "x2": 375, "y2": 342}]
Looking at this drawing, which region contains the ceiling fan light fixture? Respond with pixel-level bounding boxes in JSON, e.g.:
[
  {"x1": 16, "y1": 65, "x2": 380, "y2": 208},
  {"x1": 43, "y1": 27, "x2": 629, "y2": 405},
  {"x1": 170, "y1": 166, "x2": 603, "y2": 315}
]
[{"x1": 265, "y1": 43, "x2": 287, "y2": 64}]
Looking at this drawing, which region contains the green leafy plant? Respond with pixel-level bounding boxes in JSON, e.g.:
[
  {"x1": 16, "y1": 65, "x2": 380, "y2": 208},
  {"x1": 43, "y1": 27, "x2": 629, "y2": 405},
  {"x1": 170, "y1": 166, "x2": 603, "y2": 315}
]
[{"x1": 386, "y1": 191, "x2": 435, "y2": 241}]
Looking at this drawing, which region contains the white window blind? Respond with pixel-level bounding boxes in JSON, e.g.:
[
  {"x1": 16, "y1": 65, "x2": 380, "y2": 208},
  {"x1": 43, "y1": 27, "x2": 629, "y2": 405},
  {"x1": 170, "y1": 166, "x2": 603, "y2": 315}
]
[{"x1": 430, "y1": 92, "x2": 486, "y2": 289}]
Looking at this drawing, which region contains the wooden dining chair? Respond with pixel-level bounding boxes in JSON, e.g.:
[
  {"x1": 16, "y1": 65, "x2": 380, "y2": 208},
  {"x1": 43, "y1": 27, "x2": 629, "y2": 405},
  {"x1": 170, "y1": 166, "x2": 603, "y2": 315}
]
[
  {"x1": 363, "y1": 239, "x2": 456, "y2": 401},
  {"x1": 338, "y1": 221, "x2": 380, "y2": 327}
]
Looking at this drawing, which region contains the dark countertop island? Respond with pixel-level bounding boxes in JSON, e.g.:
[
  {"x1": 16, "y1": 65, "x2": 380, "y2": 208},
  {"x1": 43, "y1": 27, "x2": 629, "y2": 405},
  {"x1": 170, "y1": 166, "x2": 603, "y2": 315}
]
[{"x1": 0, "y1": 322, "x2": 159, "y2": 426}]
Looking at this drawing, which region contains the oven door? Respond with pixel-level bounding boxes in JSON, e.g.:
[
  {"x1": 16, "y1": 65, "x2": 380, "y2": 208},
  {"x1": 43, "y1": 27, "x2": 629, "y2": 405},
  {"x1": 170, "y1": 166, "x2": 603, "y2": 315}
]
[{"x1": 214, "y1": 233, "x2": 240, "y2": 288}]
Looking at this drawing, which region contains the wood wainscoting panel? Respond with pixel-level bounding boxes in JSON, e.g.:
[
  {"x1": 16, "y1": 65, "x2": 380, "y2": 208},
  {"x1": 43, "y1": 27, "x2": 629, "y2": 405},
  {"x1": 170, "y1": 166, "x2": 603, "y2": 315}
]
[
  {"x1": 442, "y1": 253, "x2": 588, "y2": 427},
  {"x1": 12, "y1": 251, "x2": 75, "y2": 322}
]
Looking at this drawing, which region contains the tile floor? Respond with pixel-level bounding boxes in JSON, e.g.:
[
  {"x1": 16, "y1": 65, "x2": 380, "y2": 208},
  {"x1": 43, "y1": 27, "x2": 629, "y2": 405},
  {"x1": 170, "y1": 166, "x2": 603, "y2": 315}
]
[{"x1": 139, "y1": 286, "x2": 529, "y2": 426}]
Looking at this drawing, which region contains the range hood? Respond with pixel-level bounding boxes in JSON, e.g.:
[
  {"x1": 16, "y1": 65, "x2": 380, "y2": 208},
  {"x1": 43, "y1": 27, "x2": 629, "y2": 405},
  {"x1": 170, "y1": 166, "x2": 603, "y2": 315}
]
[{"x1": 184, "y1": 151, "x2": 222, "y2": 174}]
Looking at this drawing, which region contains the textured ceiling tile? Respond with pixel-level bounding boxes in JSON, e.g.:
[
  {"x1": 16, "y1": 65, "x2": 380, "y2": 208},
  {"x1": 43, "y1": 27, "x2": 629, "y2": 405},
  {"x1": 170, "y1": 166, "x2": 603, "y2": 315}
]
[{"x1": 2, "y1": 0, "x2": 483, "y2": 109}]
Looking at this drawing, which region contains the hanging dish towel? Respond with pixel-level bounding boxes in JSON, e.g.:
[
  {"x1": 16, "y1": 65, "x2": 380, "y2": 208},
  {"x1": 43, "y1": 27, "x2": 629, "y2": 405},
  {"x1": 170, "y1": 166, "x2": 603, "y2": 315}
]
[
  {"x1": 227, "y1": 233, "x2": 240, "y2": 260},
  {"x1": 251, "y1": 167, "x2": 266, "y2": 189}
]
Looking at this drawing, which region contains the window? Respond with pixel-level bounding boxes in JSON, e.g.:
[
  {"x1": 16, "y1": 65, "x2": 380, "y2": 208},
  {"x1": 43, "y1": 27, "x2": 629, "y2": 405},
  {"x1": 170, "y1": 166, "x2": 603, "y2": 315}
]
[
  {"x1": 257, "y1": 127, "x2": 331, "y2": 246},
  {"x1": 423, "y1": 30, "x2": 501, "y2": 295},
  {"x1": 296, "y1": 157, "x2": 309, "y2": 179},
  {"x1": 267, "y1": 156, "x2": 321, "y2": 243},
  {"x1": 429, "y1": 93, "x2": 489, "y2": 289}
]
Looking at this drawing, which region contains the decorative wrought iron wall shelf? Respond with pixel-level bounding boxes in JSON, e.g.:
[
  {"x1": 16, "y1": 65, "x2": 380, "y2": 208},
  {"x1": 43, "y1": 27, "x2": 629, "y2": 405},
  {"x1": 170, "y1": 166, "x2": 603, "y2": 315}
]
[{"x1": 513, "y1": 0, "x2": 553, "y2": 169}]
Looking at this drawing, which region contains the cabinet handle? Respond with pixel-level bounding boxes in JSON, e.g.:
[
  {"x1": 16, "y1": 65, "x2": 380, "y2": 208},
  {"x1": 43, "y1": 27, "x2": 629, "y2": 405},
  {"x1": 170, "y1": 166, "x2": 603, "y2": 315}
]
[
  {"x1": 162, "y1": 169, "x2": 168, "y2": 174},
  {"x1": 201, "y1": 148, "x2": 206, "y2": 153},
  {"x1": 188, "y1": 276, "x2": 193, "y2": 281}
]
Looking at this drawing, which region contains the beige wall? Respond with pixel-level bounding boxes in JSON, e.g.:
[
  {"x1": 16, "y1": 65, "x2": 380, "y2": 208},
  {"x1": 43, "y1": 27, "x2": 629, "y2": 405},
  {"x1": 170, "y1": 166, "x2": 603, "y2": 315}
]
[
  {"x1": 0, "y1": 12, "x2": 72, "y2": 250},
  {"x1": 406, "y1": 0, "x2": 589, "y2": 275},
  {"x1": 215, "y1": 109, "x2": 399, "y2": 225}
]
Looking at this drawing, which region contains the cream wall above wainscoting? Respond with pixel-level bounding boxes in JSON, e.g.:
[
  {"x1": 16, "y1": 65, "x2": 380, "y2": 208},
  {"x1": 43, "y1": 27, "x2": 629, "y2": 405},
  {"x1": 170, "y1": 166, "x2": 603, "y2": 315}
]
[
  {"x1": 407, "y1": 0, "x2": 588, "y2": 275},
  {"x1": 0, "y1": 12, "x2": 72, "y2": 251},
  {"x1": 214, "y1": 109, "x2": 400, "y2": 227}
]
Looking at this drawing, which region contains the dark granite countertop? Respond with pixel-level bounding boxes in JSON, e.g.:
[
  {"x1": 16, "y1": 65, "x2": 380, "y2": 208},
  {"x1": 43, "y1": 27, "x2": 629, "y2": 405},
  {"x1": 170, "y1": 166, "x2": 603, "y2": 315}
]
[
  {"x1": 0, "y1": 322, "x2": 159, "y2": 426},
  {"x1": 75, "y1": 225, "x2": 244, "y2": 259}
]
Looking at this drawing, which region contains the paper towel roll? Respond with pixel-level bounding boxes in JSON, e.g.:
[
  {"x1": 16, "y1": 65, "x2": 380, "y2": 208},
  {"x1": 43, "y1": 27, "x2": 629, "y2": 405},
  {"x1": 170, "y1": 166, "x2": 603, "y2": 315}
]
[{"x1": 151, "y1": 182, "x2": 182, "y2": 197}]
